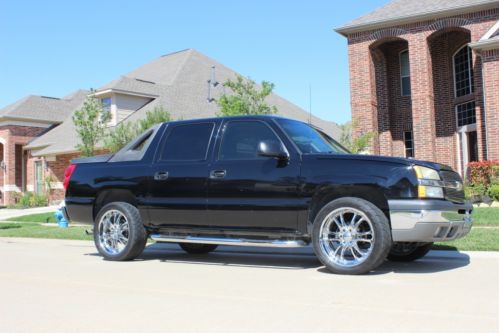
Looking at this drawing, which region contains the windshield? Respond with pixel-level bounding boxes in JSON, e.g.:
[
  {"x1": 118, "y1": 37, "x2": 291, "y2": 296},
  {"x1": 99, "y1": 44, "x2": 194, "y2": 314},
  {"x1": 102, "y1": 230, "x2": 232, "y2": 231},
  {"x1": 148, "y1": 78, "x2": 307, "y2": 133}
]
[{"x1": 276, "y1": 119, "x2": 349, "y2": 154}]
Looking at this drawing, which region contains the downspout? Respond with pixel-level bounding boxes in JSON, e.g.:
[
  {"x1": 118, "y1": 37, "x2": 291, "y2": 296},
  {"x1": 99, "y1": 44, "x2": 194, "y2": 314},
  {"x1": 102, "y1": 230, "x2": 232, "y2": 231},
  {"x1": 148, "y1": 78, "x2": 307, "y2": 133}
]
[{"x1": 479, "y1": 51, "x2": 489, "y2": 160}]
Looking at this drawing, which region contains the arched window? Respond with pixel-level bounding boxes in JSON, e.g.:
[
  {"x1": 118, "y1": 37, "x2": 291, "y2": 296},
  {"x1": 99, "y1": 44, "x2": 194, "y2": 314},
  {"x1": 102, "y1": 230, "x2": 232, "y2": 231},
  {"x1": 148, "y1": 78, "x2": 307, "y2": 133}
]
[
  {"x1": 453, "y1": 45, "x2": 474, "y2": 97},
  {"x1": 399, "y1": 50, "x2": 411, "y2": 96}
]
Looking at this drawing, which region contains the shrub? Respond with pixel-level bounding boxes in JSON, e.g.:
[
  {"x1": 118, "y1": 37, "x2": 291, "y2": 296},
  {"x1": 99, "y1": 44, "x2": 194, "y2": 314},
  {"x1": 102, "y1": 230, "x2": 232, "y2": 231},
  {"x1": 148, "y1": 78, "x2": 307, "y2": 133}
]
[
  {"x1": 464, "y1": 184, "x2": 486, "y2": 199},
  {"x1": 489, "y1": 185, "x2": 499, "y2": 202},
  {"x1": 467, "y1": 160, "x2": 499, "y2": 187},
  {"x1": 11, "y1": 192, "x2": 48, "y2": 208}
]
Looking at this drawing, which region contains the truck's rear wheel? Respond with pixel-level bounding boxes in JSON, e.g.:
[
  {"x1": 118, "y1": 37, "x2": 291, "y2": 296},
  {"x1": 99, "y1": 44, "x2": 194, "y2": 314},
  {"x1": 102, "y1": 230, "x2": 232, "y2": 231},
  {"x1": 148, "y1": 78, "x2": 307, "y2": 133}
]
[
  {"x1": 179, "y1": 243, "x2": 218, "y2": 254},
  {"x1": 387, "y1": 242, "x2": 433, "y2": 262},
  {"x1": 312, "y1": 197, "x2": 392, "y2": 275},
  {"x1": 94, "y1": 202, "x2": 147, "y2": 261}
]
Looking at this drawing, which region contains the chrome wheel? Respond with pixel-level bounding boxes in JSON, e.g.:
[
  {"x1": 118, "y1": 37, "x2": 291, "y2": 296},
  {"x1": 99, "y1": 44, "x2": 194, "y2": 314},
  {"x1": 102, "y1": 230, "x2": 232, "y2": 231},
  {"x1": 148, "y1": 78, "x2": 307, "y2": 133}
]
[
  {"x1": 98, "y1": 210, "x2": 129, "y2": 255},
  {"x1": 319, "y1": 207, "x2": 375, "y2": 268}
]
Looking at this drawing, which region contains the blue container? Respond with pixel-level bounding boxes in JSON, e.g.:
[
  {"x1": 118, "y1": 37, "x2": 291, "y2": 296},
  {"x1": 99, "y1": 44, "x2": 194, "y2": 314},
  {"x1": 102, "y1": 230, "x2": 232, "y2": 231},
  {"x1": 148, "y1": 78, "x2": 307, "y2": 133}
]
[{"x1": 54, "y1": 208, "x2": 69, "y2": 228}]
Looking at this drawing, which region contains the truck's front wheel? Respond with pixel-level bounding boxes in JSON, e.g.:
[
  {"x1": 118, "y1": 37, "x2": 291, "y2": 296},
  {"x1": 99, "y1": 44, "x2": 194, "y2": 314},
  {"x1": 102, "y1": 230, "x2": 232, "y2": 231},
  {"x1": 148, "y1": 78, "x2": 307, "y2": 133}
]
[
  {"x1": 94, "y1": 202, "x2": 147, "y2": 261},
  {"x1": 312, "y1": 197, "x2": 392, "y2": 275},
  {"x1": 387, "y1": 242, "x2": 433, "y2": 262}
]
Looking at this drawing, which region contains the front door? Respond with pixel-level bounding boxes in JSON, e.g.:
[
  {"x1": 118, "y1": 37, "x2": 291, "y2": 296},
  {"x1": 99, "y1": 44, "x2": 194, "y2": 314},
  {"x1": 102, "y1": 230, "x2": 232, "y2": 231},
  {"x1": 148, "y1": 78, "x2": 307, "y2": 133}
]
[
  {"x1": 34, "y1": 161, "x2": 43, "y2": 194},
  {"x1": 207, "y1": 120, "x2": 301, "y2": 232},
  {"x1": 147, "y1": 122, "x2": 217, "y2": 227}
]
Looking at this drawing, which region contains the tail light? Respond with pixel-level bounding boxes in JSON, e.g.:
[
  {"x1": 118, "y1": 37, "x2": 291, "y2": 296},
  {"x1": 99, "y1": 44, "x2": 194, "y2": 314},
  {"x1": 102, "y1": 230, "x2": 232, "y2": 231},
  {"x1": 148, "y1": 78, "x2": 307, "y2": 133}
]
[{"x1": 63, "y1": 164, "x2": 77, "y2": 190}]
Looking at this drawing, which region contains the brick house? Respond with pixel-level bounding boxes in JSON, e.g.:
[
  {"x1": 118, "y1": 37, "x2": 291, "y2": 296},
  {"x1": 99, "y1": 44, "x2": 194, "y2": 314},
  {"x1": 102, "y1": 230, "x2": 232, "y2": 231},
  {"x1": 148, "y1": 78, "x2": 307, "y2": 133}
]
[
  {"x1": 0, "y1": 49, "x2": 340, "y2": 206},
  {"x1": 336, "y1": 0, "x2": 499, "y2": 176}
]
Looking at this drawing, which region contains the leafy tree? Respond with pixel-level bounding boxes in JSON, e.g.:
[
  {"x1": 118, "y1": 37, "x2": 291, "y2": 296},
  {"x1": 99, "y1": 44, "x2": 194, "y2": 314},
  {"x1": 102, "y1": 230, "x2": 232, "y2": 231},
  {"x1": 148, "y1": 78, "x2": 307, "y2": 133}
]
[
  {"x1": 137, "y1": 106, "x2": 171, "y2": 133},
  {"x1": 103, "y1": 121, "x2": 137, "y2": 153},
  {"x1": 73, "y1": 95, "x2": 110, "y2": 157},
  {"x1": 340, "y1": 120, "x2": 376, "y2": 154},
  {"x1": 217, "y1": 75, "x2": 278, "y2": 116},
  {"x1": 103, "y1": 106, "x2": 171, "y2": 153}
]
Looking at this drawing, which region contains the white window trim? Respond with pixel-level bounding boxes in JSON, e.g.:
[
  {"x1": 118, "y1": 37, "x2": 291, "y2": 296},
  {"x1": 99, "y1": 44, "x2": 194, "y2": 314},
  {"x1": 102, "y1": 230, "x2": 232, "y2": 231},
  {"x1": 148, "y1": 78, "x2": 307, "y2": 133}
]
[
  {"x1": 399, "y1": 49, "x2": 411, "y2": 96},
  {"x1": 452, "y1": 44, "x2": 474, "y2": 98},
  {"x1": 455, "y1": 101, "x2": 477, "y2": 129}
]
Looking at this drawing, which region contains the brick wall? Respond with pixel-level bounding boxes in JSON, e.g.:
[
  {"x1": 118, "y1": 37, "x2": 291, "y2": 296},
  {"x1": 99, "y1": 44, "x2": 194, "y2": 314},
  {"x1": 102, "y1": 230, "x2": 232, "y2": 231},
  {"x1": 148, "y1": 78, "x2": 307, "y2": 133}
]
[
  {"x1": 0, "y1": 125, "x2": 47, "y2": 205},
  {"x1": 347, "y1": 8, "x2": 499, "y2": 171},
  {"x1": 482, "y1": 50, "x2": 499, "y2": 161}
]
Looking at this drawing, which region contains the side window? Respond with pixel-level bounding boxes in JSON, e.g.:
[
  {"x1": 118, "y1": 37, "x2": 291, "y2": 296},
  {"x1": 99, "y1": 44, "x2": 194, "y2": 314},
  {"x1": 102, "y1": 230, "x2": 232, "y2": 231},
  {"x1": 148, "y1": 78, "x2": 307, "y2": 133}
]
[
  {"x1": 219, "y1": 121, "x2": 281, "y2": 160},
  {"x1": 160, "y1": 123, "x2": 214, "y2": 161}
]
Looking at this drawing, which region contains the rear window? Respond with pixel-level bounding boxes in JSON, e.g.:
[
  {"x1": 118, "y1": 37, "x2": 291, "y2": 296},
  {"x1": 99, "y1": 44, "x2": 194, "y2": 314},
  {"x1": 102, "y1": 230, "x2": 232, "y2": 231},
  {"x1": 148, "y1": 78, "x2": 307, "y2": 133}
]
[{"x1": 160, "y1": 123, "x2": 214, "y2": 161}]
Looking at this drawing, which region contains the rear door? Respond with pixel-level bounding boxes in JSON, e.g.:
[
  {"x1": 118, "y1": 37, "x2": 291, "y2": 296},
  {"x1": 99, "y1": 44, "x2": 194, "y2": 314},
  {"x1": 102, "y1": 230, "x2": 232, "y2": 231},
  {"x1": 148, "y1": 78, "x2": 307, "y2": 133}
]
[
  {"x1": 206, "y1": 119, "x2": 301, "y2": 231},
  {"x1": 147, "y1": 121, "x2": 217, "y2": 227}
]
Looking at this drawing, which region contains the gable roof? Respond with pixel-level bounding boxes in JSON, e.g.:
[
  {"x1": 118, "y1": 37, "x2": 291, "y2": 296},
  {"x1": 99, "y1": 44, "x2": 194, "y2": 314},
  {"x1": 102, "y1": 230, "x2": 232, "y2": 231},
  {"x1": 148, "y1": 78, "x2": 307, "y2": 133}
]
[
  {"x1": 336, "y1": 0, "x2": 499, "y2": 36},
  {"x1": 0, "y1": 90, "x2": 88, "y2": 124},
  {"x1": 27, "y1": 49, "x2": 341, "y2": 156}
]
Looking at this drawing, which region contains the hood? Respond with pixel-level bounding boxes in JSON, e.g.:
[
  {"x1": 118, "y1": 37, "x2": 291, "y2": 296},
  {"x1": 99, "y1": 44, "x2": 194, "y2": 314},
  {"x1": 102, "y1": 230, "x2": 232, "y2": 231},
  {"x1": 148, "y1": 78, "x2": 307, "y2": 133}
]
[{"x1": 312, "y1": 153, "x2": 454, "y2": 172}]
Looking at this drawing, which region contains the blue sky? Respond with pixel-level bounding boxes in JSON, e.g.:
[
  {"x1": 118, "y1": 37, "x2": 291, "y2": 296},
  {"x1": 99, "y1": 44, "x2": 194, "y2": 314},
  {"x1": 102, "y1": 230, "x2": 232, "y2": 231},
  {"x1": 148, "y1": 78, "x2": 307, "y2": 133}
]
[{"x1": 0, "y1": 0, "x2": 387, "y2": 124}]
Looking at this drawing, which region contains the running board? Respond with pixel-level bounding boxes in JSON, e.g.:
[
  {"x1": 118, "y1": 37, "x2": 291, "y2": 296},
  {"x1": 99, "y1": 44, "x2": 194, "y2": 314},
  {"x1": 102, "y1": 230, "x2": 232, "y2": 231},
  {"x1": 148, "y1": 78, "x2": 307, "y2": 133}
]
[{"x1": 149, "y1": 234, "x2": 308, "y2": 248}]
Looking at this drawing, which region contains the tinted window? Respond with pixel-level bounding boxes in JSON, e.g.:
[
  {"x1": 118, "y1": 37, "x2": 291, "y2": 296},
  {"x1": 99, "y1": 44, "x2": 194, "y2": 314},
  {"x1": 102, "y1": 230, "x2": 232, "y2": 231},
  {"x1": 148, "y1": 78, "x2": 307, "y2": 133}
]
[
  {"x1": 161, "y1": 123, "x2": 214, "y2": 161},
  {"x1": 276, "y1": 118, "x2": 349, "y2": 154},
  {"x1": 219, "y1": 121, "x2": 280, "y2": 160}
]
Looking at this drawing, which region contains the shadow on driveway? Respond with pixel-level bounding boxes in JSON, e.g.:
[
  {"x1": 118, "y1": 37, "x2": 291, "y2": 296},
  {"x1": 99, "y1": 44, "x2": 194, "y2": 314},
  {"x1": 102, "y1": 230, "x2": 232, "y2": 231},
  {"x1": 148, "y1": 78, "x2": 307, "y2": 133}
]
[{"x1": 88, "y1": 242, "x2": 470, "y2": 274}]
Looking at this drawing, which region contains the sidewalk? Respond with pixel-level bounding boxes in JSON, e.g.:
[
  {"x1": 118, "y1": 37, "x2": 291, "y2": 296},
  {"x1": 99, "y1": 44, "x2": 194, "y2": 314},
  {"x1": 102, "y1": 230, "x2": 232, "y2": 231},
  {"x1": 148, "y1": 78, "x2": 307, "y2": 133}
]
[{"x1": 0, "y1": 206, "x2": 58, "y2": 221}]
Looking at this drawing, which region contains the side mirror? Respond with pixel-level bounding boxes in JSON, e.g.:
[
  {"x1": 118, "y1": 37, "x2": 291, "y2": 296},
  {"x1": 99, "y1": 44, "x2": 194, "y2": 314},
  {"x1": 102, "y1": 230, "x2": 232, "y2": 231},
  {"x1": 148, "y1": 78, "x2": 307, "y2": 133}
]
[{"x1": 257, "y1": 140, "x2": 289, "y2": 160}]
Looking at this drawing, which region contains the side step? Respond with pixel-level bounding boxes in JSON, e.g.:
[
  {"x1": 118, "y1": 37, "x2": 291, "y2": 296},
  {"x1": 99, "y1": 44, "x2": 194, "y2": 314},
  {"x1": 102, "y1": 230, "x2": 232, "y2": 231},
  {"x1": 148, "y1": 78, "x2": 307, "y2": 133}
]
[{"x1": 150, "y1": 234, "x2": 308, "y2": 248}]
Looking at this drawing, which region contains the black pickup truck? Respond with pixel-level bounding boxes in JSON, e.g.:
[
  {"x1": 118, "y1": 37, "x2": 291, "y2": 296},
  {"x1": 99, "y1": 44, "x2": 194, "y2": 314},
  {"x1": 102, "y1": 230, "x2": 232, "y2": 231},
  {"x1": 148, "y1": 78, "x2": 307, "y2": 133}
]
[{"x1": 64, "y1": 116, "x2": 472, "y2": 274}]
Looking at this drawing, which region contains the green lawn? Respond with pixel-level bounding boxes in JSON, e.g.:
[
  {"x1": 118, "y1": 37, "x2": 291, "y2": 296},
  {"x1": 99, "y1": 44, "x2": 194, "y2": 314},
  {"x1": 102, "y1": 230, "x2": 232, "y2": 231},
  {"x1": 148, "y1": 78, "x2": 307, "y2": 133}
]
[
  {"x1": 472, "y1": 207, "x2": 499, "y2": 226},
  {"x1": 0, "y1": 207, "x2": 498, "y2": 250},
  {"x1": 434, "y1": 228, "x2": 499, "y2": 251},
  {"x1": 0, "y1": 223, "x2": 92, "y2": 240},
  {"x1": 6, "y1": 212, "x2": 57, "y2": 223}
]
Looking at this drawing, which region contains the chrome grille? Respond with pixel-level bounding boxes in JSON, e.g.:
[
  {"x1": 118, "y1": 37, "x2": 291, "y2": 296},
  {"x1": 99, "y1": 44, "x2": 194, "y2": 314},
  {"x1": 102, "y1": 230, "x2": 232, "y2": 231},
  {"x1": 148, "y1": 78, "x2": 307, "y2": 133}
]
[{"x1": 440, "y1": 170, "x2": 465, "y2": 203}]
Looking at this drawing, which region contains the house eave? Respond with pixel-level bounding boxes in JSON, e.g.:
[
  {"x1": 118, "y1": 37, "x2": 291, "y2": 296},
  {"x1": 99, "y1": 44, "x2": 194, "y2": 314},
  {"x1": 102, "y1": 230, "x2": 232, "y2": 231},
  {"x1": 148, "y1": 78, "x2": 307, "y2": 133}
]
[
  {"x1": 91, "y1": 89, "x2": 159, "y2": 99},
  {"x1": 335, "y1": 1, "x2": 499, "y2": 37}
]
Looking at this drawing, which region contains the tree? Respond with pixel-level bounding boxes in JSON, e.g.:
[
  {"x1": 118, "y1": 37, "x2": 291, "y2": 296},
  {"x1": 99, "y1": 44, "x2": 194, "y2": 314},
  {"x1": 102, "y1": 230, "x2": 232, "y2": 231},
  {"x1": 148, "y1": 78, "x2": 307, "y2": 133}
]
[
  {"x1": 103, "y1": 121, "x2": 137, "y2": 153},
  {"x1": 217, "y1": 75, "x2": 278, "y2": 116},
  {"x1": 136, "y1": 106, "x2": 171, "y2": 133},
  {"x1": 103, "y1": 106, "x2": 171, "y2": 153},
  {"x1": 340, "y1": 120, "x2": 376, "y2": 154},
  {"x1": 73, "y1": 95, "x2": 111, "y2": 157}
]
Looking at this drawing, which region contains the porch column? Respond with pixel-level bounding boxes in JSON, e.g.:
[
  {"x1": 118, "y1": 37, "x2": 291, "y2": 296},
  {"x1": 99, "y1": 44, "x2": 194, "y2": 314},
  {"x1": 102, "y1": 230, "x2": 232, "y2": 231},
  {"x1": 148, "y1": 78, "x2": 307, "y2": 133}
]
[{"x1": 408, "y1": 36, "x2": 436, "y2": 161}]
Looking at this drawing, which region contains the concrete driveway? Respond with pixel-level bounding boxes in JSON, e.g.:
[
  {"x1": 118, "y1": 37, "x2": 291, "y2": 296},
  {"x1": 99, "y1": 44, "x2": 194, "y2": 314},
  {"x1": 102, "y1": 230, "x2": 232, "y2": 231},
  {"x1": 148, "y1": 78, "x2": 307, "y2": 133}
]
[{"x1": 1, "y1": 237, "x2": 498, "y2": 333}]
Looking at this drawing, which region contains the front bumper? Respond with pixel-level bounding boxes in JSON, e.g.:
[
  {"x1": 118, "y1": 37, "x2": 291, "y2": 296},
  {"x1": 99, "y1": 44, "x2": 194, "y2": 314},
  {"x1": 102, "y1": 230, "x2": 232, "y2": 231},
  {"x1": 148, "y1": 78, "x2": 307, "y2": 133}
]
[{"x1": 389, "y1": 199, "x2": 473, "y2": 242}]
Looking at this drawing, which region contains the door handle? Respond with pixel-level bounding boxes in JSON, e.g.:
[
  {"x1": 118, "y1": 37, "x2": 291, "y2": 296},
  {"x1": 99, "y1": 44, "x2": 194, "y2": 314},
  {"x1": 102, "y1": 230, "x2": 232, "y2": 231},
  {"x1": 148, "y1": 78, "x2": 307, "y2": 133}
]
[
  {"x1": 210, "y1": 170, "x2": 226, "y2": 178},
  {"x1": 154, "y1": 171, "x2": 169, "y2": 181}
]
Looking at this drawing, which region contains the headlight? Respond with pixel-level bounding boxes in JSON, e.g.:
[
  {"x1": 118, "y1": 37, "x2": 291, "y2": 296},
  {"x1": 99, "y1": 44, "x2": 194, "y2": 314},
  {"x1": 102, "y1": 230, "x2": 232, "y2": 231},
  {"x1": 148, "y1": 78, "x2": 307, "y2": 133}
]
[
  {"x1": 413, "y1": 166, "x2": 440, "y2": 180},
  {"x1": 413, "y1": 166, "x2": 444, "y2": 199}
]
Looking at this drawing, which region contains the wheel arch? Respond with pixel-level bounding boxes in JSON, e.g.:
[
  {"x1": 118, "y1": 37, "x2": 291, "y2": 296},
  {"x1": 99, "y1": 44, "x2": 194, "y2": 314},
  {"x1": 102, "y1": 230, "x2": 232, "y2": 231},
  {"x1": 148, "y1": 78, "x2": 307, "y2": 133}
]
[
  {"x1": 308, "y1": 185, "x2": 390, "y2": 228},
  {"x1": 93, "y1": 188, "x2": 138, "y2": 219}
]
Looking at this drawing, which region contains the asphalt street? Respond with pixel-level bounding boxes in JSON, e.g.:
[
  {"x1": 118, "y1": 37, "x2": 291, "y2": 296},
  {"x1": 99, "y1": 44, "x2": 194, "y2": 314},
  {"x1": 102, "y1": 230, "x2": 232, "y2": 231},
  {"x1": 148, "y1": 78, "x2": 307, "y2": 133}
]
[{"x1": 1, "y1": 237, "x2": 498, "y2": 333}]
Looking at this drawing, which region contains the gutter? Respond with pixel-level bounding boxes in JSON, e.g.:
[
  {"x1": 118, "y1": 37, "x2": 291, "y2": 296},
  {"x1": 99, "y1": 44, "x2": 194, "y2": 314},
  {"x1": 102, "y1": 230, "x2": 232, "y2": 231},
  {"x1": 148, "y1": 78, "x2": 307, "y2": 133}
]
[
  {"x1": 335, "y1": 1, "x2": 499, "y2": 36},
  {"x1": 469, "y1": 38, "x2": 499, "y2": 51}
]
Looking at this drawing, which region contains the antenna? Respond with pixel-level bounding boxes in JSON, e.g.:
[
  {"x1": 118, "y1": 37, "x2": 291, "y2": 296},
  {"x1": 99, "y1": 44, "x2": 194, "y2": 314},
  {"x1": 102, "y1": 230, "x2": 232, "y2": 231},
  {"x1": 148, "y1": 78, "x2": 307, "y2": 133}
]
[
  {"x1": 207, "y1": 66, "x2": 219, "y2": 103},
  {"x1": 308, "y1": 84, "x2": 312, "y2": 124}
]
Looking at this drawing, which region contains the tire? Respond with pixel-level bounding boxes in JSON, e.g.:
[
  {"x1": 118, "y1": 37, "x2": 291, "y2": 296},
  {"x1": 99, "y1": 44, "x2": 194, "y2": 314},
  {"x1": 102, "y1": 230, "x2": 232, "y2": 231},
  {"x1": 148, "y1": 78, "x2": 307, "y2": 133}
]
[
  {"x1": 94, "y1": 202, "x2": 147, "y2": 261},
  {"x1": 312, "y1": 197, "x2": 392, "y2": 275},
  {"x1": 387, "y1": 242, "x2": 433, "y2": 262},
  {"x1": 179, "y1": 243, "x2": 218, "y2": 254}
]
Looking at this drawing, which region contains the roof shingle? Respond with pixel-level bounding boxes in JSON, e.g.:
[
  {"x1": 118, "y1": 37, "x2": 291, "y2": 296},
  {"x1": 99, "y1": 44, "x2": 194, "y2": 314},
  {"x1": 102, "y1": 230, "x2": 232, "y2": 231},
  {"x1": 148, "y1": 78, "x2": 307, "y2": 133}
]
[
  {"x1": 336, "y1": 0, "x2": 499, "y2": 35},
  {"x1": 28, "y1": 49, "x2": 341, "y2": 156}
]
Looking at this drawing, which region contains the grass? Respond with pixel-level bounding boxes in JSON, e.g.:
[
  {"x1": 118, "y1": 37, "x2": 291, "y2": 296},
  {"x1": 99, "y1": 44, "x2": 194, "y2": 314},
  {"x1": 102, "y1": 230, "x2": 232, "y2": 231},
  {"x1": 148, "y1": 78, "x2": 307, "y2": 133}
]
[
  {"x1": 0, "y1": 223, "x2": 92, "y2": 240},
  {"x1": 471, "y1": 207, "x2": 499, "y2": 226},
  {"x1": 0, "y1": 206, "x2": 497, "y2": 250},
  {"x1": 434, "y1": 228, "x2": 499, "y2": 251},
  {"x1": 6, "y1": 212, "x2": 57, "y2": 223}
]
